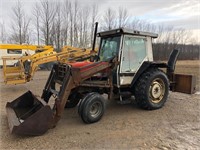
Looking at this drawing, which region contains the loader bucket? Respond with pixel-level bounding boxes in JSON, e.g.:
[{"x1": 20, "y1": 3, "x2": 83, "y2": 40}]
[{"x1": 6, "y1": 91, "x2": 53, "y2": 136}]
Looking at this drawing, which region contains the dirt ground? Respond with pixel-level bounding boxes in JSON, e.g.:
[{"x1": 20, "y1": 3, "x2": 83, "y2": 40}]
[{"x1": 0, "y1": 60, "x2": 199, "y2": 149}]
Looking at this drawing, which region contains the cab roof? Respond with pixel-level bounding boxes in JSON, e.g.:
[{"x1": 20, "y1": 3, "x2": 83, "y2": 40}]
[{"x1": 97, "y1": 28, "x2": 158, "y2": 38}]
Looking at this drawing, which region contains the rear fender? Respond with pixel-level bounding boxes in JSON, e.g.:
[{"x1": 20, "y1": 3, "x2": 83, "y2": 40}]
[{"x1": 131, "y1": 61, "x2": 167, "y2": 87}]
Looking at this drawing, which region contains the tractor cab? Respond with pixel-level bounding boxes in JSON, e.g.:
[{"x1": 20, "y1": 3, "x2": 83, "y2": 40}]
[{"x1": 97, "y1": 28, "x2": 158, "y2": 86}]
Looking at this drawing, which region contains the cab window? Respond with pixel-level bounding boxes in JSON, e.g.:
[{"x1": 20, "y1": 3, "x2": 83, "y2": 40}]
[
  {"x1": 121, "y1": 36, "x2": 147, "y2": 73},
  {"x1": 7, "y1": 49, "x2": 22, "y2": 54},
  {"x1": 99, "y1": 36, "x2": 121, "y2": 61}
]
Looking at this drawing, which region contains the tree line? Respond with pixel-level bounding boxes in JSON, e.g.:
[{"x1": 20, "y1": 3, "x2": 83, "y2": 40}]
[{"x1": 0, "y1": 0, "x2": 199, "y2": 60}]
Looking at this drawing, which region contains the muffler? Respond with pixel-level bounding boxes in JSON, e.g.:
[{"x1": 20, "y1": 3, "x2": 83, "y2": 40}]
[{"x1": 6, "y1": 91, "x2": 53, "y2": 136}]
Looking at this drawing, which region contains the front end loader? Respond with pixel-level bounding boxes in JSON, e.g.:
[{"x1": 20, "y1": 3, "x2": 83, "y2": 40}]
[
  {"x1": 6, "y1": 60, "x2": 114, "y2": 135},
  {"x1": 5, "y1": 27, "x2": 196, "y2": 136}
]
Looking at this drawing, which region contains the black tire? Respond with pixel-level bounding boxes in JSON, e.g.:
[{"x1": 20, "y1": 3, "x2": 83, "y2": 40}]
[
  {"x1": 134, "y1": 68, "x2": 169, "y2": 110},
  {"x1": 78, "y1": 92, "x2": 96, "y2": 116},
  {"x1": 80, "y1": 93, "x2": 105, "y2": 124},
  {"x1": 65, "y1": 93, "x2": 81, "y2": 108}
]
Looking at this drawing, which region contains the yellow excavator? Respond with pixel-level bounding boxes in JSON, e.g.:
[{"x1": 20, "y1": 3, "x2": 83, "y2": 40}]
[
  {"x1": 0, "y1": 44, "x2": 96, "y2": 84},
  {"x1": 0, "y1": 45, "x2": 54, "y2": 66}
]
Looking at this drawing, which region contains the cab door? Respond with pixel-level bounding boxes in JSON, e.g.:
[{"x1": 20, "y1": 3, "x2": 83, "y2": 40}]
[{"x1": 119, "y1": 35, "x2": 148, "y2": 85}]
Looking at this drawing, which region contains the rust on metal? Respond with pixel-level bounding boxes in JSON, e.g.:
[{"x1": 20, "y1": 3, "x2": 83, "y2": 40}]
[
  {"x1": 173, "y1": 74, "x2": 196, "y2": 94},
  {"x1": 6, "y1": 60, "x2": 115, "y2": 135},
  {"x1": 52, "y1": 61, "x2": 114, "y2": 125},
  {"x1": 6, "y1": 91, "x2": 53, "y2": 136}
]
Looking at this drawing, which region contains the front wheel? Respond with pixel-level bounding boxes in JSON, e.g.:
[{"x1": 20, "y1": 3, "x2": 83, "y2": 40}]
[
  {"x1": 134, "y1": 68, "x2": 169, "y2": 110},
  {"x1": 79, "y1": 93, "x2": 105, "y2": 123}
]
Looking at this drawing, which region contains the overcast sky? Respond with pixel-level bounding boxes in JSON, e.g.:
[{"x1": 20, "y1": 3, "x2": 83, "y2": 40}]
[{"x1": 0, "y1": 0, "x2": 199, "y2": 42}]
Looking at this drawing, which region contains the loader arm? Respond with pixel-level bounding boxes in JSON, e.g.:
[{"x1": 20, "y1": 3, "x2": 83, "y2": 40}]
[
  {"x1": 27, "y1": 48, "x2": 96, "y2": 81},
  {"x1": 42, "y1": 61, "x2": 113, "y2": 125}
]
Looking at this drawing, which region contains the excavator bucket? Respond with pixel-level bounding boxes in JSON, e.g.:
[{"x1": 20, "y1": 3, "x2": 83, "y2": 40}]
[{"x1": 6, "y1": 91, "x2": 53, "y2": 136}]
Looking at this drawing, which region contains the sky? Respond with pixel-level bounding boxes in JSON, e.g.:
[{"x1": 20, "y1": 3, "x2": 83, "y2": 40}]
[{"x1": 0, "y1": 0, "x2": 199, "y2": 43}]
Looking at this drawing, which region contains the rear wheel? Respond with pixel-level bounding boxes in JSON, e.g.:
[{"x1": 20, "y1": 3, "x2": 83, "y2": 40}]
[
  {"x1": 79, "y1": 93, "x2": 105, "y2": 123},
  {"x1": 134, "y1": 68, "x2": 169, "y2": 110}
]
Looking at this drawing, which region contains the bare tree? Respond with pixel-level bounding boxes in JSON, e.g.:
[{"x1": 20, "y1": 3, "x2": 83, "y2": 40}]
[
  {"x1": 129, "y1": 18, "x2": 156, "y2": 32},
  {"x1": 69, "y1": 1, "x2": 73, "y2": 46},
  {"x1": 78, "y1": 9, "x2": 84, "y2": 47},
  {"x1": 11, "y1": 0, "x2": 23, "y2": 44},
  {"x1": 49, "y1": 21, "x2": 56, "y2": 46},
  {"x1": 73, "y1": 1, "x2": 79, "y2": 47},
  {"x1": 33, "y1": 3, "x2": 41, "y2": 45},
  {"x1": 0, "y1": 22, "x2": 7, "y2": 43},
  {"x1": 40, "y1": 0, "x2": 55, "y2": 45},
  {"x1": 118, "y1": 7, "x2": 129, "y2": 28},
  {"x1": 90, "y1": 4, "x2": 98, "y2": 46},
  {"x1": 54, "y1": 2, "x2": 62, "y2": 51},
  {"x1": 152, "y1": 25, "x2": 193, "y2": 60},
  {"x1": 11, "y1": 0, "x2": 30, "y2": 44},
  {"x1": 62, "y1": 0, "x2": 70, "y2": 46},
  {"x1": 76, "y1": 7, "x2": 89, "y2": 47},
  {"x1": 82, "y1": 6, "x2": 90, "y2": 47},
  {"x1": 65, "y1": 0, "x2": 81, "y2": 47},
  {"x1": 171, "y1": 28, "x2": 189, "y2": 46},
  {"x1": 102, "y1": 8, "x2": 116, "y2": 30}
]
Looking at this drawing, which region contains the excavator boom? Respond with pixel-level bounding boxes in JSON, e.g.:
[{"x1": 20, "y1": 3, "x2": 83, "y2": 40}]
[
  {"x1": 0, "y1": 44, "x2": 52, "y2": 51},
  {"x1": 1, "y1": 44, "x2": 97, "y2": 84}
]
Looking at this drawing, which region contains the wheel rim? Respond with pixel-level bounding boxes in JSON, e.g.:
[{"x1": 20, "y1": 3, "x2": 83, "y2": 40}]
[
  {"x1": 89, "y1": 101, "x2": 102, "y2": 118},
  {"x1": 149, "y1": 78, "x2": 165, "y2": 103}
]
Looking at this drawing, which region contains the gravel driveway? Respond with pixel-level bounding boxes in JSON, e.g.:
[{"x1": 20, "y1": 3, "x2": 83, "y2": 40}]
[{"x1": 0, "y1": 67, "x2": 199, "y2": 149}]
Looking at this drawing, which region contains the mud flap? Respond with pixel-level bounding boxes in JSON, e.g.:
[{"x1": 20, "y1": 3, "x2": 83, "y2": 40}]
[
  {"x1": 6, "y1": 91, "x2": 53, "y2": 136},
  {"x1": 171, "y1": 74, "x2": 196, "y2": 94}
]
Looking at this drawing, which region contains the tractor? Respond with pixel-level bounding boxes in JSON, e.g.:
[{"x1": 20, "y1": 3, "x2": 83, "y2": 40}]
[{"x1": 6, "y1": 24, "x2": 196, "y2": 136}]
